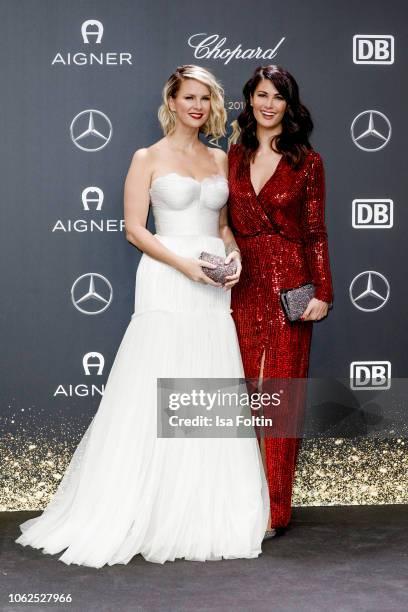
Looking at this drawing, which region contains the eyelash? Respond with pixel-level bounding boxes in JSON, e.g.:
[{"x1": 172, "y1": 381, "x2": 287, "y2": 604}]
[
  {"x1": 258, "y1": 93, "x2": 283, "y2": 99},
  {"x1": 185, "y1": 96, "x2": 210, "y2": 100}
]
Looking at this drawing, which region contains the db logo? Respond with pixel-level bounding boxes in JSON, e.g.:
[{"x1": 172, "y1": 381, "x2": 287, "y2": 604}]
[
  {"x1": 353, "y1": 35, "x2": 394, "y2": 64},
  {"x1": 350, "y1": 361, "x2": 391, "y2": 390},
  {"x1": 352, "y1": 199, "x2": 393, "y2": 228}
]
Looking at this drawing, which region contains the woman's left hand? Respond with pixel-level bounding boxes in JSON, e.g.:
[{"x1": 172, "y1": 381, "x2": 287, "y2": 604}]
[
  {"x1": 223, "y1": 250, "x2": 242, "y2": 291},
  {"x1": 300, "y1": 298, "x2": 329, "y2": 321}
]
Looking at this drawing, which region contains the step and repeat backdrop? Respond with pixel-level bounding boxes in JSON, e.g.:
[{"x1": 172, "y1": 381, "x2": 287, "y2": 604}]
[{"x1": 1, "y1": 0, "x2": 407, "y2": 510}]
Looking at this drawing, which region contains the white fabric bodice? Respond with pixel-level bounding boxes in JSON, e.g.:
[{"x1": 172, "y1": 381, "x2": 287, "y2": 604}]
[{"x1": 149, "y1": 173, "x2": 229, "y2": 237}]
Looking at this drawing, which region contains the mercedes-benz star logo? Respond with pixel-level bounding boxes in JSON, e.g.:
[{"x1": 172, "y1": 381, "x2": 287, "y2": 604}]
[
  {"x1": 350, "y1": 110, "x2": 391, "y2": 151},
  {"x1": 349, "y1": 271, "x2": 390, "y2": 312},
  {"x1": 71, "y1": 273, "x2": 113, "y2": 314},
  {"x1": 70, "y1": 109, "x2": 112, "y2": 152}
]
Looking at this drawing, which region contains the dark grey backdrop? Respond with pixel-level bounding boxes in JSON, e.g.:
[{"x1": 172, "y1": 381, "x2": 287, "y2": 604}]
[{"x1": 1, "y1": 0, "x2": 406, "y2": 506}]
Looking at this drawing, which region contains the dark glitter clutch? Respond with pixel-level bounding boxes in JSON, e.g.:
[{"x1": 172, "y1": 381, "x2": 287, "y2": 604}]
[
  {"x1": 199, "y1": 251, "x2": 238, "y2": 285},
  {"x1": 280, "y1": 283, "x2": 315, "y2": 321}
]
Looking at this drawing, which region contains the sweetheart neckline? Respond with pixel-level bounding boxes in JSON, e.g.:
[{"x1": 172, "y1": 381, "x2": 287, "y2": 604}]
[{"x1": 149, "y1": 172, "x2": 228, "y2": 192}]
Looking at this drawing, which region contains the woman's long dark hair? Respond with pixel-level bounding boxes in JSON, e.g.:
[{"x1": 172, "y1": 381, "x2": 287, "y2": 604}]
[{"x1": 231, "y1": 65, "x2": 313, "y2": 168}]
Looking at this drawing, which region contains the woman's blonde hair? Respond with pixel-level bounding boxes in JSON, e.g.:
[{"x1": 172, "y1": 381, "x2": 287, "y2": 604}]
[
  {"x1": 228, "y1": 119, "x2": 241, "y2": 149},
  {"x1": 158, "y1": 65, "x2": 227, "y2": 140}
]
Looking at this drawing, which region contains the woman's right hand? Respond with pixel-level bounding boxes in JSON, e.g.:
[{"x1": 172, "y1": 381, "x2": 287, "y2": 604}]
[{"x1": 176, "y1": 257, "x2": 222, "y2": 287}]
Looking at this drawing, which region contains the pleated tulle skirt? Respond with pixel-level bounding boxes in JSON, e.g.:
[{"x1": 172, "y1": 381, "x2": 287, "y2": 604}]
[{"x1": 15, "y1": 235, "x2": 270, "y2": 567}]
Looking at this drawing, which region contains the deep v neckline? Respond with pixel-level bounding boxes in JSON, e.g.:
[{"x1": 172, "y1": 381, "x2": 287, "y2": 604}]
[{"x1": 248, "y1": 155, "x2": 284, "y2": 198}]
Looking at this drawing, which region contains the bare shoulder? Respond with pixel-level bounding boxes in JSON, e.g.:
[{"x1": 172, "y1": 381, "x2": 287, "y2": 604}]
[
  {"x1": 210, "y1": 146, "x2": 227, "y2": 162},
  {"x1": 209, "y1": 146, "x2": 228, "y2": 175},
  {"x1": 126, "y1": 149, "x2": 150, "y2": 187},
  {"x1": 132, "y1": 139, "x2": 165, "y2": 164},
  {"x1": 131, "y1": 147, "x2": 150, "y2": 165},
  {"x1": 130, "y1": 140, "x2": 168, "y2": 177}
]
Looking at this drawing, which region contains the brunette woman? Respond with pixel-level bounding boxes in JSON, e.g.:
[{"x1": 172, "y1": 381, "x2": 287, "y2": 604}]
[{"x1": 224, "y1": 65, "x2": 334, "y2": 535}]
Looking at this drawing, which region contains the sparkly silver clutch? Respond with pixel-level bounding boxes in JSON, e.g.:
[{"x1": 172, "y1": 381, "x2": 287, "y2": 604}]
[
  {"x1": 280, "y1": 283, "x2": 315, "y2": 321},
  {"x1": 199, "y1": 251, "x2": 238, "y2": 284}
]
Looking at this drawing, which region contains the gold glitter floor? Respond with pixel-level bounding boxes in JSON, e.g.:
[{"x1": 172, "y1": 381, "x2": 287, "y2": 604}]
[{"x1": 2, "y1": 430, "x2": 407, "y2": 510}]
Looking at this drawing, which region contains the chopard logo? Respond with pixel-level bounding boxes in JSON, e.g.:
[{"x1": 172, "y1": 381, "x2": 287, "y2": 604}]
[{"x1": 187, "y1": 33, "x2": 285, "y2": 65}]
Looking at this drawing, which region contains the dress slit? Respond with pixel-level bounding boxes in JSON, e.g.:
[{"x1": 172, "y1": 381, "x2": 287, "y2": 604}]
[
  {"x1": 256, "y1": 347, "x2": 271, "y2": 527},
  {"x1": 227, "y1": 143, "x2": 334, "y2": 529}
]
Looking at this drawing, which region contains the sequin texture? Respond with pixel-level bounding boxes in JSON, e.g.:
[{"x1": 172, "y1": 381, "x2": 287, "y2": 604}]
[{"x1": 227, "y1": 143, "x2": 334, "y2": 528}]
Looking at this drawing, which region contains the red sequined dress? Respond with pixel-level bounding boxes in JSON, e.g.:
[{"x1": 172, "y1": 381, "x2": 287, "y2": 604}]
[{"x1": 227, "y1": 143, "x2": 334, "y2": 528}]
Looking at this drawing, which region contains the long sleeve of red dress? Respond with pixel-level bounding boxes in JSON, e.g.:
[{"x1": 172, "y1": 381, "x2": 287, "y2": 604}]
[
  {"x1": 227, "y1": 143, "x2": 334, "y2": 382},
  {"x1": 227, "y1": 143, "x2": 334, "y2": 527},
  {"x1": 300, "y1": 152, "x2": 333, "y2": 304}
]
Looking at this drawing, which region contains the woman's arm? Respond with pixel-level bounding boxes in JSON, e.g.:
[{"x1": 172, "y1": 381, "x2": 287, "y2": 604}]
[
  {"x1": 216, "y1": 147, "x2": 241, "y2": 257},
  {"x1": 216, "y1": 148, "x2": 242, "y2": 289},
  {"x1": 219, "y1": 204, "x2": 241, "y2": 257},
  {"x1": 219, "y1": 204, "x2": 242, "y2": 291},
  {"x1": 300, "y1": 151, "x2": 334, "y2": 306},
  {"x1": 124, "y1": 149, "x2": 220, "y2": 286}
]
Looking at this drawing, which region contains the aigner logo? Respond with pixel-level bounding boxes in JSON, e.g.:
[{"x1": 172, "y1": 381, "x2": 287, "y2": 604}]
[
  {"x1": 82, "y1": 187, "x2": 104, "y2": 210},
  {"x1": 187, "y1": 33, "x2": 285, "y2": 65},
  {"x1": 54, "y1": 352, "x2": 107, "y2": 398},
  {"x1": 51, "y1": 19, "x2": 133, "y2": 66},
  {"x1": 353, "y1": 35, "x2": 394, "y2": 64},
  {"x1": 83, "y1": 352, "x2": 105, "y2": 375},
  {"x1": 81, "y1": 19, "x2": 104, "y2": 44},
  {"x1": 349, "y1": 271, "x2": 390, "y2": 312},
  {"x1": 350, "y1": 110, "x2": 391, "y2": 151},
  {"x1": 71, "y1": 273, "x2": 113, "y2": 315},
  {"x1": 51, "y1": 187, "x2": 125, "y2": 233},
  {"x1": 70, "y1": 110, "x2": 112, "y2": 152},
  {"x1": 352, "y1": 199, "x2": 393, "y2": 228},
  {"x1": 350, "y1": 361, "x2": 391, "y2": 390}
]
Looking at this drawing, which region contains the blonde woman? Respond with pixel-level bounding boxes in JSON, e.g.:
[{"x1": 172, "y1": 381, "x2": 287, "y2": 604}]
[{"x1": 16, "y1": 65, "x2": 269, "y2": 567}]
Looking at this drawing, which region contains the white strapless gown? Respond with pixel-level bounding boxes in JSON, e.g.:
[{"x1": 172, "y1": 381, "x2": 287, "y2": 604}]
[{"x1": 15, "y1": 173, "x2": 270, "y2": 567}]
